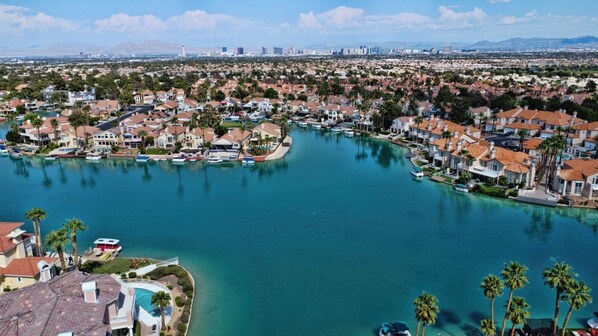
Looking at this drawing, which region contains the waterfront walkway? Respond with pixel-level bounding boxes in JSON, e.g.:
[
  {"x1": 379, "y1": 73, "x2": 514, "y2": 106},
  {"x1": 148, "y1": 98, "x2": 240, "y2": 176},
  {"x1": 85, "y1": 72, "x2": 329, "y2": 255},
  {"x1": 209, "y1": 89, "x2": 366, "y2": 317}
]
[{"x1": 266, "y1": 136, "x2": 292, "y2": 161}]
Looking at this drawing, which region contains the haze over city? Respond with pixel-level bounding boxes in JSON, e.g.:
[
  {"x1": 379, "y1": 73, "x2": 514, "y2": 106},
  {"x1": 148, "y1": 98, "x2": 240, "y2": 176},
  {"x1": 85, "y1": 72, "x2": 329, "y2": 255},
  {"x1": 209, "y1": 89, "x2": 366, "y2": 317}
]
[{"x1": 1, "y1": 0, "x2": 597, "y2": 48}]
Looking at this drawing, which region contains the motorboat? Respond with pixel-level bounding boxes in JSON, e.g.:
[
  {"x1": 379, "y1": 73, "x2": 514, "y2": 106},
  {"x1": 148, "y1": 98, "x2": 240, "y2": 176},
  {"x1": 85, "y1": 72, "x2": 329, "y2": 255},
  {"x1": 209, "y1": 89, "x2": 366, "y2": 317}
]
[
  {"x1": 297, "y1": 121, "x2": 308, "y2": 128},
  {"x1": 454, "y1": 184, "x2": 470, "y2": 193},
  {"x1": 379, "y1": 322, "x2": 411, "y2": 336},
  {"x1": 135, "y1": 154, "x2": 150, "y2": 162},
  {"x1": 85, "y1": 152, "x2": 103, "y2": 161},
  {"x1": 172, "y1": 155, "x2": 187, "y2": 164},
  {"x1": 311, "y1": 123, "x2": 322, "y2": 130},
  {"x1": 344, "y1": 129, "x2": 355, "y2": 137},
  {"x1": 242, "y1": 156, "x2": 256, "y2": 166},
  {"x1": 44, "y1": 154, "x2": 59, "y2": 161},
  {"x1": 411, "y1": 166, "x2": 424, "y2": 178},
  {"x1": 331, "y1": 126, "x2": 343, "y2": 133},
  {"x1": 10, "y1": 149, "x2": 23, "y2": 159},
  {"x1": 207, "y1": 156, "x2": 224, "y2": 164},
  {"x1": 0, "y1": 145, "x2": 8, "y2": 155}
]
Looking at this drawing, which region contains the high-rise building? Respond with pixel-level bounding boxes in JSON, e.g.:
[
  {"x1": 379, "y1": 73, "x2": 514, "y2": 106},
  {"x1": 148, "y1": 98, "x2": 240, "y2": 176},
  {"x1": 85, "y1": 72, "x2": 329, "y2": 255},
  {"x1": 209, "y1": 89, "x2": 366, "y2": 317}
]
[
  {"x1": 237, "y1": 47, "x2": 244, "y2": 55},
  {"x1": 262, "y1": 46, "x2": 267, "y2": 55},
  {"x1": 181, "y1": 45, "x2": 186, "y2": 57},
  {"x1": 273, "y1": 47, "x2": 283, "y2": 55},
  {"x1": 222, "y1": 46, "x2": 227, "y2": 53}
]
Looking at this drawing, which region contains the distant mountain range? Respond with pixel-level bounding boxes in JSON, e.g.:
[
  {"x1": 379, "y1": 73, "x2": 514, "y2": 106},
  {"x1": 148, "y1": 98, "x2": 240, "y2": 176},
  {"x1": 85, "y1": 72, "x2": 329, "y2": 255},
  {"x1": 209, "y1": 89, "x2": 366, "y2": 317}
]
[{"x1": 0, "y1": 36, "x2": 597, "y2": 57}]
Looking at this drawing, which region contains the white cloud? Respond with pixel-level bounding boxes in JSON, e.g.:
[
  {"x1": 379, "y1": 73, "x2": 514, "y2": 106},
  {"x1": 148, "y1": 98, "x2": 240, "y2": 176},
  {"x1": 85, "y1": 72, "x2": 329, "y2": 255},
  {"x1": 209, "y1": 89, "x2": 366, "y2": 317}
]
[
  {"x1": 0, "y1": 5, "x2": 78, "y2": 34},
  {"x1": 95, "y1": 14, "x2": 167, "y2": 33},
  {"x1": 297, "y1": 6, "x2": 487, "y2": 31},
  {"x1": 499, "y1": 10, "x2": 537, "y2": 25},
  {"x1": 489, "y1": 0, "x2": 511, "y2": 4},
  {"x1": 167, "y1": 10, "x2": 251, "y2": 32}
]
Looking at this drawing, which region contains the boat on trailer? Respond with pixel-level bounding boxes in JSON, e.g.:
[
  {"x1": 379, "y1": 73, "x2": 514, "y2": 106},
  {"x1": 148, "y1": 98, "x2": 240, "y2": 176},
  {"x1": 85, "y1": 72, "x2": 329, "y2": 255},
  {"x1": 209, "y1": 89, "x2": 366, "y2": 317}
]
[
  {"x1": 411, "y1": 166, "x2": 424, "y2": 178},
  {"x1": 135, "y1": 154, "x2": 150, "y2": 162},
  {"x1": 454, "y1": 184, "x2": 470, "y2": 193}
]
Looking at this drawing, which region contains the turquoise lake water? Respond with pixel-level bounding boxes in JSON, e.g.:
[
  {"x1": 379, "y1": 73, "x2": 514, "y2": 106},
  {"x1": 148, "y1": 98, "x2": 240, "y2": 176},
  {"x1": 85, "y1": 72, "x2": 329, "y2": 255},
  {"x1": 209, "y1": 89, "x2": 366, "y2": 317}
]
[{"x1": 1, "y1": 125, "x2": 597, "y2": 336}]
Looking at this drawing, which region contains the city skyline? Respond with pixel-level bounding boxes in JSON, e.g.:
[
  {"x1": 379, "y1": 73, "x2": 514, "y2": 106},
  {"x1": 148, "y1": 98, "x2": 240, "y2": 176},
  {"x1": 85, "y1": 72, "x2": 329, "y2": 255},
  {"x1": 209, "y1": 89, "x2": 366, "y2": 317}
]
[{"x1": 0, "y1": 1, "x2": 597, "y2": 49}]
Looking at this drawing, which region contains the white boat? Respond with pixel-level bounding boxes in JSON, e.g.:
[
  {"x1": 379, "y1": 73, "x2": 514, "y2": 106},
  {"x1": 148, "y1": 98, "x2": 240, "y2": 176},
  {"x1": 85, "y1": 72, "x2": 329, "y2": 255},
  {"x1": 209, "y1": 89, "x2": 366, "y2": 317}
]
[
  {"x1": 10, "y1": 151, "x2": 23, "y2": 159},
  {"x1": 297, "y1": 121, "x2": 308, "y2": 128},
  {"x1": 207, "y1": 156, "x2": 224, "y2": 164},
  {"x1": 86, "y1": 153, "x2": 102, "y2": 161},
  {"x1": 0, "y1": 145, "x2": 8, "y2": 155},
  {"x1": 135, "y1": 155, "x2": 150, "y2": 162},
  {"x1": 379, "y1": 322, "x2": 411, "y2": 336},
  {"x1": 331, "y1": 127, "x2": 342, "y2": 133},
  {"x1": 411, "y1": 167, "x2": 424, "y2": 178},
  {"x1": 312, "y1": 123, "x2": 322, "y2": 130},
  {"x1": 44, "y1": 154, "x2": 59, "y2": 161},
  {"x1": 172, "y1": 155, "x2": 187, "y2": 164},
  {"x1": 344, "y1": 129, "x2": 355, "y2": 137},
  {"x1": 242, "y1": 156, "x2": 256, "y2": 165},
  {"x1": 454, "y1": 184, "x2": 470, "y2": 193}
]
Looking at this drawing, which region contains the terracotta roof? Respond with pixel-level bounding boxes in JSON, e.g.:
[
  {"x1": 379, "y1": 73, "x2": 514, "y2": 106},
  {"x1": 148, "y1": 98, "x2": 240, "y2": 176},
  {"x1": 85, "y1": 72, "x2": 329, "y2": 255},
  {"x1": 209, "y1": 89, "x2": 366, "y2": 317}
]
[
  {"x1": 0, "y1": 257, "x2": 57, "y2": 277},
  {"x1": 523, "y1": 138, "x2": 543, "y2": 150},
  {"x1": 504, "y1": 122, "x2": 542, "y2": 130},
  {"x1": 0, "y1": 222, "x2": 24, "y2": 253},
  {"x1": 559, "y1": 159, "x2": 598, "y2": 181}
]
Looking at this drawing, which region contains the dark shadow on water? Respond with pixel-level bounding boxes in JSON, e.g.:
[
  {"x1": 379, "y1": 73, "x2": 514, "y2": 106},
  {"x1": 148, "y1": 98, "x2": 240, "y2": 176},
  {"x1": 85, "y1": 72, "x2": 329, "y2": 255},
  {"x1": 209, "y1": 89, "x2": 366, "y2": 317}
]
[
  {"x1": 436, "y1": 309, "x2": 461, "y2": 329},
  {"x1": 460, "y1": 323, "x2": 484, "y2": 336},
  {"x1": 469, "y1": 311, "x2": 486, "y2": 325}
]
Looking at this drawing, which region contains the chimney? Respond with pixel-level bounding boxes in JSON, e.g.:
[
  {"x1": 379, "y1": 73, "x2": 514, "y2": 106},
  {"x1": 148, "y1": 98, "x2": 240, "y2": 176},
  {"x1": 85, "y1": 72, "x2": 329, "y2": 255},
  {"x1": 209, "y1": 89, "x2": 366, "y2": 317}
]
[
  {"x1": 453, "y1": 131, "x2": 459, "y2": 138},
  {"x1": 570, "y1": 111, "x2": 577, "y2": 127},
  {"x1": 81, "y1": 281, "x2": 98, "y2": 303},
  {"x1": 447, "y1": 139, "x2": 453, "y2": 151},
  {"x1": 489, "y1": 141, "x2": 495, "y2": 152},
  {"x1": 443, "y1": 123, "x2": 448, "y2": 132},
  {"x1": 465, "y1": 126, "x2": 471, "y2": 136},
  {"x1": 457, "y1": 140, "x2": 463, "y2": 152},
  {"x1": 490, "y1": 148, "x2": 496, "y2": 159}
]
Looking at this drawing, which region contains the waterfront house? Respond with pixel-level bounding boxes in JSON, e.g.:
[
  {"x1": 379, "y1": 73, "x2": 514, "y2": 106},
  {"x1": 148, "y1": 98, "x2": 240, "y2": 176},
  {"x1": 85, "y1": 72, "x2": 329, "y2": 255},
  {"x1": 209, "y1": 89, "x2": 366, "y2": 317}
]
[
  {"x1": 211, "y1": 128, "x2": 251, "y2": 152},
  {"x1": 390, "y1": 116, "x2": 414, "y2": 134},
  {"x1": 554, "y1": 159, "x2": 598, "y2": 200},
  {"x1": 0, "y1": 222, "x2": 58, "y2": 291},
  {"x1": 93, "y1": 128, "x2": 122, "y2": 151},
  {"x1": 252, "y1": 122, "x2": 282, "y2": 148},
  {"x1": 184, "y1": 127, "x2": 215, "y2": 149},
  {"x1": 409, "y1": 116, "x2": 481, "y2": 145},
  {"x1": 0, "y1": 270, "x2": 161, "y2": 336},
  {"x1": 156, "y1": 125, "x2": 186, "y2": 149},
  {"x1": 428, "y1": 132, "x2": 481, "y2": 168}
]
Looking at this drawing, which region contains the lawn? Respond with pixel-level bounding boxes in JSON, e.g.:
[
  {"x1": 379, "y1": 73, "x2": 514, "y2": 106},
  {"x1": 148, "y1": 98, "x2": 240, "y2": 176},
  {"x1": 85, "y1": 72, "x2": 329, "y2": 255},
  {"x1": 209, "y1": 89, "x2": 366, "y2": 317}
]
[
  {"x1": 80, "y1": 258, "x2": 133, "y2": 274},
  {"x1": 145, "y1": 148, "x2": 170, "y2": 155}
]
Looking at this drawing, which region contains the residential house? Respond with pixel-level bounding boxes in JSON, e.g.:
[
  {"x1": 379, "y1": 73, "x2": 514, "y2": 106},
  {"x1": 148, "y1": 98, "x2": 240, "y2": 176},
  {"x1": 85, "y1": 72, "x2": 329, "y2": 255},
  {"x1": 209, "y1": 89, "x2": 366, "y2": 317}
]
[
  {"x1": 554, "y1": 159, "x2": 598, "y2": 200},
  {"x1": 0, "y1": 222, "x2": 58, "y2": 291},
  {"x1": 211, "y1": 128, "x2": 251, "y2": 152},
  {"x1": 184, "y1": 127, "x2": 215, "y2": 150},
  {"x1": 0, "y1": 270, "x2": 163, "y2": 335},
  {"x1": 155, "y1": 126, "x2": 186, "y2": 149},
  {"x1": 390, "y1": 116, "x2": 414, "y2": 134},
  {"x1": 93, "y1": 128, "x2": 122, "y2": 151},
  {"x1": 251, "y1": 122, "x2": 282, "y2": 148},
  {"x1": 67, "y1": 87, "x2": 96, "y2": 105},
  {"x1": 409, "y1": 116, "x2": 481, "y2": 145}
]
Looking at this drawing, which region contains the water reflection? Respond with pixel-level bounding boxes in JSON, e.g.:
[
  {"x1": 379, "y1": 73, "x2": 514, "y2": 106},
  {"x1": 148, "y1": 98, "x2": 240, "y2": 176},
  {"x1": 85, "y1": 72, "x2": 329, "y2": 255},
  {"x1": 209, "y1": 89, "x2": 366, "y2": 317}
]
[{"x1": 523, "y1": 207, "x2": 553, "y2": 241}]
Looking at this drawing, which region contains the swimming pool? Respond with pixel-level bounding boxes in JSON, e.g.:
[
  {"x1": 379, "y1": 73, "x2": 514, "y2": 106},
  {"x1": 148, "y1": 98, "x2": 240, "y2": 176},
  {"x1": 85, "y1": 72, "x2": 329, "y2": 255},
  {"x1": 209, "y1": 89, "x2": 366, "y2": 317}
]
[{"x1": 134, "y1": 287, "x2": 161, "y2": 317}]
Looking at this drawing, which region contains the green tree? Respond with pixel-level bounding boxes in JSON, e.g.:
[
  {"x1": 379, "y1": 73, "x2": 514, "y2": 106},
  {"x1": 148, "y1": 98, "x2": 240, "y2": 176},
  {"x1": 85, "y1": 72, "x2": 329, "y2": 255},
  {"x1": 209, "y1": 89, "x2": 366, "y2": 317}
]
[
  {"x1": 50, "y1": 118, "x2": 59, "y2": 144},
  {"x1": 560, "y1": 280, "x2": 592, "y2": 336},
  {"x1": 264, "y1": 87, "x2": 279, "y2": 99},
  {"x1": 68, "y1": 110, "x2": 87, "y2": 150},
  {"x1": 481, "y1": 274, "x2": 504, "y2": 334},
  {"x1": 505, "y1": 297, "x2": 530, "y2": 336},
  {"x1": 516, "y1": 129, "x2": 529, "y2": 151},
  {"x1": 414, "y1": 292, "x2": 439, "y2": 336},
  {"x1": 542, "y1": 262, "x2": 574, "y2": 336},
  {"x1": 45, "y1": 228, "x2": 70, "y2": 272},
  {"x1": 31, "y1": 117, "x2": 44, "y2": 147},
  {"x1": 481, "y1": 318, "x2": 495, "y2": 336},
  {"x1": 151, "y1": 291, "x2": 171, "y2": 330},
  {"x1": 500, "y1": 262, "x2": 529, "y2": 336},
  {"x1": 64, "y1": 218, "x2": 88, "y2": 271},
  {"x1": 25, "y1": 207, "x2": 47, "y2": 256}
]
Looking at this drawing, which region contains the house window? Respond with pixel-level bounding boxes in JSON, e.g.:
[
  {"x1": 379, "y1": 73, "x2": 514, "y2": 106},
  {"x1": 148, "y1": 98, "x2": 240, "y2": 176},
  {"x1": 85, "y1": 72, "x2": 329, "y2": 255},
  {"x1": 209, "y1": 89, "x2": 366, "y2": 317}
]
[
  {"x1": 574, "y1": 182, "x2": 583, "y2": 195},
  {"x1": 593, "y1": 176, "x2": 598, "y2": 185},
  {"x1": 16, "y1": 277, "x2": 22, "y2": 283}
]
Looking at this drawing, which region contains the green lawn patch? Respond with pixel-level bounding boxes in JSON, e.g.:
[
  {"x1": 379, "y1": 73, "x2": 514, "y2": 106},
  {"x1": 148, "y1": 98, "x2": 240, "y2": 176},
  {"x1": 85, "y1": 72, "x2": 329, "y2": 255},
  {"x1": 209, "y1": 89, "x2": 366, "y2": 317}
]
[
  {"x1": 475, "y1": 185, "x2": 508, "y2": 198},
  {"x1": 80, "y1": 258, "x2": 133, "y2": 274},
  {"x1": 145, "y1": 148, "x2": 170, "y2": 155},
  {"x1": 221, "y1": 122, "x2": 242, "y2": 128}
]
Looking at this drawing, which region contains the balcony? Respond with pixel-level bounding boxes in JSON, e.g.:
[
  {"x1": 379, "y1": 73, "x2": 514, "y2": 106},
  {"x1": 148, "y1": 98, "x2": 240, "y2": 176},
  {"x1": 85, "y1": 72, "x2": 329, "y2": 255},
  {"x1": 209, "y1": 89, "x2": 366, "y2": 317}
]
[{"x1": 469, "y1": 165, "x2": 501, "y2": 178}]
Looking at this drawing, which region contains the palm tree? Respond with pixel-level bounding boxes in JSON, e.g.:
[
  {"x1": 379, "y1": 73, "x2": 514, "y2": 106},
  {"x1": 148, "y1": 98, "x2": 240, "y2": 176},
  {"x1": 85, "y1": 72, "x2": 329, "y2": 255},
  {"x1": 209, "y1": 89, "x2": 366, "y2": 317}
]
[
  {"x1": 481, "y1": 274, "x2": 504, "y2": 334},
  {"x1": 490, "y1": 112, "x2": 498, "y2": 133},
  {"x1": 151, "y1": 290, "x2": 171, "y2": 330},
  {"x1": 137, "y1": 130, "x2": 148, "y2": 151},
  {"x1": 31, "y1": 117, "x2": 43, "y2": 147},
  {"x1": 481, "y1": 318, "x2": 495, "y2": 336},
  {"x1": 414, "y1": 115, "x2": 423, "y2": 143},
  {"x1": 50, "y1": 118, "x2": 59, "y2": 145},
  {"x1": 45, "y1": 228, "x2": 70, "y2": 272},
  {"x1": 543, "y1": 262, "x2": 574, "y2": 336},
  {"x1": 64, "y1": 218, "x2": 88, "y2": 271},
  {"x1": 560, "y1": 280, "x2": 592, "y2": 336},
  {"x1": 516, "y1": 129, "x2": 529, "y2": 151},
  {"x1": 25, "y1": 207, "x2": 46, "y2": 256},
  {"x1": 505, "y1": 297, "x2": 530, "y2": 336},
  {"x1": 414, "y1": 292, "x2": 439, "y2": 336},
  {"x1": 500, "y1": 262, "x2": 529, "y2": 336},
  {"x1": 82, "y1": 104, "x2": 91, "y2": 148}
]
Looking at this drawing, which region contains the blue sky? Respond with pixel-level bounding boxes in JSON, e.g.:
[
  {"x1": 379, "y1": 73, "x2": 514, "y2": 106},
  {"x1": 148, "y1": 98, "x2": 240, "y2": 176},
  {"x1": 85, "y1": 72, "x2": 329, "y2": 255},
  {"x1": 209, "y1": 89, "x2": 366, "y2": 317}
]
[{"x1": 0, "y1": 1, "x2": 597, "y2": 48}]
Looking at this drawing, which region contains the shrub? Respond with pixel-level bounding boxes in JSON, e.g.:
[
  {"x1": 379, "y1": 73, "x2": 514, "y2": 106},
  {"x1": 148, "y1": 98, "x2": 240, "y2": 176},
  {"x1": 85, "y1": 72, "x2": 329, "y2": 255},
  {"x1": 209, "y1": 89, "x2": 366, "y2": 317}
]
[
  {"x1": 177, "y1": 322, "x2": 187, "y2": 333},
  {"x1": 121, "y1": 273, "x2": 127, "y2": 279},
  {"x1": 180, "y1": 312, "x2": 189, "y2": 323},
  {"x1": 128, "y1": 272, "x2": 137, "y2": 279},
  {"x1": 167, "y1": 285, "x2": 174, "y2": 290},
  {"x1": 175, "y1": 296, "x2": 186, "y2": 307},
  {"x1": 185, "y1": 290, "x2": 193, "y2": 299},
  {"x1": 3, "y1": 287, "x2": 11, "y2": 292}
]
